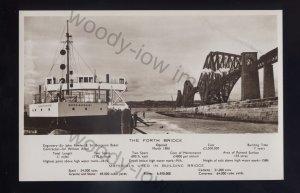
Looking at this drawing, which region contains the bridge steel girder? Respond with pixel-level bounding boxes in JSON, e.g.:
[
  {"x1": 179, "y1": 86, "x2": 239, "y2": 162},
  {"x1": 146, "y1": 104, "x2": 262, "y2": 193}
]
[
  {"x1": 197, "y1": 48, "x2": 278, "y2": 105},
  {"x1": 197, "y1": 52, "x2": 242, "y2": 105},
  {"x1": 177, "y1": 48, "x2": 278, "y2": 107},
  {"x1": 257, "y1": 48, "x2": 278, "y2": 70}
]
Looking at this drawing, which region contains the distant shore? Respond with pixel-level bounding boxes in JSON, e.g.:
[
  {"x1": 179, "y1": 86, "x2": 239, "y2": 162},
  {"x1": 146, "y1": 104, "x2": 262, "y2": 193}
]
[
  {"x1": 127, "y1": 100, "x2": 175, "y2": 108},
  {"x1": 157, "y1": 98, "x2": 278, "y2": 124}
]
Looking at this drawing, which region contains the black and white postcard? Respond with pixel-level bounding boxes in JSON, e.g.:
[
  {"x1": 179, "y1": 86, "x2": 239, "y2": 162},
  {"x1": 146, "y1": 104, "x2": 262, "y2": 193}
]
[{"x1": 19, "y1": 10, "x2": 283, "y2": 181}]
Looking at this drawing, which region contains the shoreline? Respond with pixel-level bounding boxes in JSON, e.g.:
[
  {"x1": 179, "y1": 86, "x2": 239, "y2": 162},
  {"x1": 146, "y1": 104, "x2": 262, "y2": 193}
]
[{"x1": 156, "y1": 111, "x2": 278, "y2": 124}]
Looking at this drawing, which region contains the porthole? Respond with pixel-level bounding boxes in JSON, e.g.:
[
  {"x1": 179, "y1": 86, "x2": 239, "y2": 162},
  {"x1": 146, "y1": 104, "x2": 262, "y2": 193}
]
[
  {"x1": 100, "y1": 108, "x2": 102, "y2": 110},
  {"x1": 72, "y1": 107, "x2": 75, "y2": 110}
]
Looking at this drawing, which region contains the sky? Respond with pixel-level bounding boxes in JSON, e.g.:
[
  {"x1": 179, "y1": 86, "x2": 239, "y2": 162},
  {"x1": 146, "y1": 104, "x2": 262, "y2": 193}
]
[{"x1": 23, "y1": 11, "x2": 280, "y2": 104}]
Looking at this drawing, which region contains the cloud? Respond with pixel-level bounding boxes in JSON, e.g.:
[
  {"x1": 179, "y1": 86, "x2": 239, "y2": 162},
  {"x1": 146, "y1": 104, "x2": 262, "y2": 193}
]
[
  {"x1": 23, "y1": 14, "x2": 278, "y2": 102},
  {"x1": 24, "y1": 40, "x2": 40, "y2": 104},
  {"x1": 203, "y1": 18, "x2": 264, "y2": 54}
]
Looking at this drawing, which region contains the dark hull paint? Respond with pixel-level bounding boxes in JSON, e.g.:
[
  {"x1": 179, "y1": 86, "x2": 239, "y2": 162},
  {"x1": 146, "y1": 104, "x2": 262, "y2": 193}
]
[{"x1": 24, "y1": 109, "x2": 133, "y2": 134}]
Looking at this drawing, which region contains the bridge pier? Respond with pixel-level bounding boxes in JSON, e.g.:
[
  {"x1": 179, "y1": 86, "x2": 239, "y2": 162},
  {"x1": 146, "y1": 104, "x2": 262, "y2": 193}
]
[
  {"x1": 182, "y1": 80, "x2": 194, "y2": 107},
  {"x1": 176, "y1": 90, "x2": 183, "y2": 107},
  {"x1": 263, "y1": 63, "x2": 275, "y2": 98},
  {"x1": 178, "y1": 48, "x2": 277, "y2": 106},
  {"x1": 241, "y1": 52, "x2": 261, "y2": 100}
]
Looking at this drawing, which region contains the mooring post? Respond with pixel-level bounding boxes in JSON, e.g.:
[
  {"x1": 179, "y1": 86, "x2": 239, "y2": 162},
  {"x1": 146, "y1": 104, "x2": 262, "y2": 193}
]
[
  {"x1": 120, "y1": 109, "x2": 131, "y2": 134},
  {"x1": 106, "y1": 74, "x2": 110, "y2": 103},
  {"x1": 38, "y1": 85, "x2": 42, "y2": 103}
]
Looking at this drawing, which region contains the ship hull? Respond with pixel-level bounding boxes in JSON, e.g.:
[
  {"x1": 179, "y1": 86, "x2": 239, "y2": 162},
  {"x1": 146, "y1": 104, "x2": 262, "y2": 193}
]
[{"x1": 24, "y1": 110, "x2": 133, "y2": 134}]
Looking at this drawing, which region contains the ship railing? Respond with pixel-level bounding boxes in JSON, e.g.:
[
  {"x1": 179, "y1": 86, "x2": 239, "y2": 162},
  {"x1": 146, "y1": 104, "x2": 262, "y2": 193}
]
[
  {"x1": 32, "y1": 90, "x2": 107, "y2": 104},
  {"x1": 47, "y1": 78, "x2": 126, "y2": 85}
]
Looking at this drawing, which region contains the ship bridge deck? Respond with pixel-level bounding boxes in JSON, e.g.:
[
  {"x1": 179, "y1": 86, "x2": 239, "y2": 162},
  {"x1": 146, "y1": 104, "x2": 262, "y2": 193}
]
[{"x1": 45, "y1": 82, "x2": 127, "y2": 92}]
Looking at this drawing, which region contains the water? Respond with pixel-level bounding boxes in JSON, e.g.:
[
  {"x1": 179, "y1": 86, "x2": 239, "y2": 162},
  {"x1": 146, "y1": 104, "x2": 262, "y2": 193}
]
[
  {"x1": 132, "y1": 108, "x2": 278, "y2": 134},
  {"x1": 25, "y1": 108, "x2": 278, "y2": 135}
]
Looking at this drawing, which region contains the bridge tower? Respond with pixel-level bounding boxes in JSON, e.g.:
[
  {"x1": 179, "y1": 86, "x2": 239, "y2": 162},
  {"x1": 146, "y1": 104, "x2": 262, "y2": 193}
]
[
  {"x1": 241, "y1": 52, "x2": 260, "y2": 100},
  {"x1": 263, "y1": 63, "x2": 275, "y2": 98},
  {"x1": 182, "y1": 80, "x2": 195, "y2": 107},
  {"x1": 176, "y1": 90, "x2": 183, "y2": 107}
]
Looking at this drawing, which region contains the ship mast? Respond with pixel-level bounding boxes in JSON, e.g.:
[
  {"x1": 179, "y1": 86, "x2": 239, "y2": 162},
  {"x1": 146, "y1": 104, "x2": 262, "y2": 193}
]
[{"x1": 66, "y1": 20, "x2": 71, "y2": 95}]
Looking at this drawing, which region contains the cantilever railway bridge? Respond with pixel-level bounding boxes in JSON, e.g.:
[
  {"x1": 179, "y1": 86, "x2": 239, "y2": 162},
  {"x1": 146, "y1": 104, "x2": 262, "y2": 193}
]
[{"x1": 176, "y1": 48, "x2": 278, "y2": 107}]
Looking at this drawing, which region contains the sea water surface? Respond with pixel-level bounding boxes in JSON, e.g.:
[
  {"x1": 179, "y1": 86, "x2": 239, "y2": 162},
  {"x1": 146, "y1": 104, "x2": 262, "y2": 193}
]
[{"x1": 131, "y1": 108, "x2": 278, "y2": 134}]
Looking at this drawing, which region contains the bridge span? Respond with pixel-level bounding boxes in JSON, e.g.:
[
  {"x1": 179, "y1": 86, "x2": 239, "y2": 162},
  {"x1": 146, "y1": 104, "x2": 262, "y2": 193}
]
[{"x1": 176, "y1": 48, "x2": 278, "y2": 107}]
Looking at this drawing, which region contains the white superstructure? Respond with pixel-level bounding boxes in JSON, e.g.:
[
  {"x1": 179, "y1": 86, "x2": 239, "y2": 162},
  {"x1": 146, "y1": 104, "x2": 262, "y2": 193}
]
[
  {"x1": 44, "y1": 75, "x2": 127, "y2": 92},
  {"x1": 29, "y1": 102, "x2": 108, "y2": 117},
  {"x1": 28, "y1": 20, "x2": 129, "y2": 118}
]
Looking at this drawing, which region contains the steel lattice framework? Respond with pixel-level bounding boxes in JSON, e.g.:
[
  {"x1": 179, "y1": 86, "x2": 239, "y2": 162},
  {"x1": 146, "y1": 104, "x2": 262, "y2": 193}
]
[
  {"x1": 197, "y1": 52, "x2": 242, "y2": 104},
  {"x1": 180, "y1": 48, "x2": 278, "y2": 106}
]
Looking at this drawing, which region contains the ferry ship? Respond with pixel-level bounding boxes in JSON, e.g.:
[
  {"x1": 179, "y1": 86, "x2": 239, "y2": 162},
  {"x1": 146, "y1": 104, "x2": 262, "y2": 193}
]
[{"x1": 24, "y1": 20, "x2": 132, "y2": 134}]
